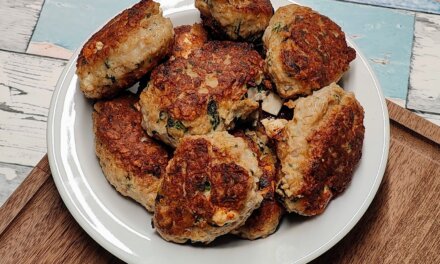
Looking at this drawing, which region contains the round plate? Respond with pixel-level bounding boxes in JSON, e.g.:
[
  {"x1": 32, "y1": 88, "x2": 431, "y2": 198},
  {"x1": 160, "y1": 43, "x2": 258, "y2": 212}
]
[{"x1": 47, "y1": 1, "x2": 390, "y2": 263}]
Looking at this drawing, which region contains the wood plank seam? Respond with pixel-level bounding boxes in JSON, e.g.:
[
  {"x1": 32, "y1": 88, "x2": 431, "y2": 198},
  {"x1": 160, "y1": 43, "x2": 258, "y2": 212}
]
[
  {"x1": 36, "y1": 155, "x2": 51, "y2": 174},
  {"x1": 390, "y1": 122, "x2": 440, "y2": 165},
  {"x1": 0, "y1": 47, "x2": 69, "y2": 62},
  {"x1": 0, "y1": 0, "x2": 46, "y2": 52},
  {"x1": 387, "y1": 100, "x2": 440, "y2": 144},
  {"x1": 24, "y1": 0, "x2": 48, "y2": 52},
  {"x1": 0, "y1": 160, "x2": 51, "y2": 234}
]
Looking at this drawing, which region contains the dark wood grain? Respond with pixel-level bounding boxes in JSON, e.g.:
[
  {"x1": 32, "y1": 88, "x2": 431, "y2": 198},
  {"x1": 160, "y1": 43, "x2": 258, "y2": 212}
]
[
  {"x1": 0, "y1": 173, "x2": 122, "y2": 264},
  {"x1": 0, "y1": 101, "x2": 439, "y2": 263},
  {"x1": 0, "y1": 155, "x2": 50, "y2": 234}
]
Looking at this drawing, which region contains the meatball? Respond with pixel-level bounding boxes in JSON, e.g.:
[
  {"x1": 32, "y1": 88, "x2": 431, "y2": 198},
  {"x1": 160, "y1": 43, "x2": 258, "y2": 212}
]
[
  {"x1": 153, "y1": 132, "x2": 263, "y2": 243},
  {"x1": 232, "y1": 130, "x2": 284, "y2": 240},
  {"x1": 93, "y1": 93, "x2": 170, "y2": 212},
  {"x1": 171, "y1": 23, "x2": 208, "y2": 59},
  {"x1": 195, "y1": 0, "x2": 273, "y2": 41},
  {"x1": 263, "y1": 4, "x2": 356, "y2": 99},
  {"x1": 139, "y1": 41, "x2": 267, "y2": 147},
  {"x1": 77, "y1": 0, "x2": 174, "y2": 99},
  {"x1": 262, "y1": 83, "x2": 365, "y2": 216}
]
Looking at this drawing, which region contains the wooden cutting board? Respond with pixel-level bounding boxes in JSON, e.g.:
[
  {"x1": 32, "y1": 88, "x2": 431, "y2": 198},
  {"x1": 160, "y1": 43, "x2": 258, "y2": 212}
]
[{"x1": 0, "y1": 101, "x2": 439, "y2": 264}]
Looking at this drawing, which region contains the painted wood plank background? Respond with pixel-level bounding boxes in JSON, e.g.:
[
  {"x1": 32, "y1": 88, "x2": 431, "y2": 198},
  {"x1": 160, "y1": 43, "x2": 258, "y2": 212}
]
[
  {"x1": 407, "y1": 13, "x2": 440, "y2": 115},
  {"x1": 338, "y1": 0, "x2": 440, "y2": 14},
  {"x1": 0, "y1": 0, "x2": 45, "y2": 52},
  {"x1": 0, "y1": 50, "x2": 66, "y2": 204}
]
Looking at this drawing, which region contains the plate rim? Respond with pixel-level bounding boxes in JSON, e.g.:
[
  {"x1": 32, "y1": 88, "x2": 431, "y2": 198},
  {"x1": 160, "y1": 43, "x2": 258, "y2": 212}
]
[{"x1": 47, "y1": 5, "x2": 390, "y2": 264}]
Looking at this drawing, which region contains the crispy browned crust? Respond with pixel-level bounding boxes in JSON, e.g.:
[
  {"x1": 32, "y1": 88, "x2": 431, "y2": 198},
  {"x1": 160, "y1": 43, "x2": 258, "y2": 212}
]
[
  {"x1": 232, "y1": 131, "x2": 284, "y2": 239},
  {"x1": 77, "y1": 0, "x2": 158, "y2": 67},
  {"x1": 76, "y1": 0, "x2": 173, "y2": 99},
  {"x1": 151, "y1": 41, "x2": 264, "y2": 122},
  {"x1": 154, "y1": 136, "x2": 257, "y2": 243},
  {"x1": 171, "y1": 24, "x2": 208, "y2": 59},
  {"x1": 278, "y1": 93, "x2": 364, "y2": 215},
  {"x1": 93, "y1": 93, "x2": 169, "y2": 210},
  {"x1": 196, "y1": 0, "x2": 273, "y2": 41},
  {"x1": 222, "y1": 0, "x2": 273, "y2": 15},
  {"x1": 298, "y1": 99, "x2": 364, "y2": 214},
  {"x1": 199, "y1": 13, "x2": 230, "y2": 40},
  {"x1": 279, "y1": 8, "x2": 355, "y2": 88},
  {"x1": 236, "y1": 199, "x2": 284, "y2": 238},
  {"x1": 264, "y1": 4, "x2": 356, "y2": 98}
]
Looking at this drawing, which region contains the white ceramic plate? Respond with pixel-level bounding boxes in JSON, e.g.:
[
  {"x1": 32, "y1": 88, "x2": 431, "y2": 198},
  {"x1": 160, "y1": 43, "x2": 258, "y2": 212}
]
[{"x1": 47, "y1": 1, "x2": 389, "y2": 263}]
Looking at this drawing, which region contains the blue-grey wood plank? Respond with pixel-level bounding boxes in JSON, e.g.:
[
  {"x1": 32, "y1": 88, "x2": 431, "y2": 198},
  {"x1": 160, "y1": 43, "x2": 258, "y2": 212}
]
[{"x1": 337, "y1": 0, "x2": 440, "y2": 14}]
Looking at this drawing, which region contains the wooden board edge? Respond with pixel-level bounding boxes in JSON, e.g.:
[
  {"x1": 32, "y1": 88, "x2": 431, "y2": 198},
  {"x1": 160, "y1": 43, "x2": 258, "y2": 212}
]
[
  {"x1": 386, "y1": 99, "x2": 440, "y2": 144},
  {"x1": 0, "y1": 156, "x2": 51, "y2": 234}
]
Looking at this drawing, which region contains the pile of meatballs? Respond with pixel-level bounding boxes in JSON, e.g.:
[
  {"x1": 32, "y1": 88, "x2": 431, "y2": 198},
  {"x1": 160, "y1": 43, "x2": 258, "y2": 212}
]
[{"x1": 77, "y1": 0, "x2": 365, "y2": 244}]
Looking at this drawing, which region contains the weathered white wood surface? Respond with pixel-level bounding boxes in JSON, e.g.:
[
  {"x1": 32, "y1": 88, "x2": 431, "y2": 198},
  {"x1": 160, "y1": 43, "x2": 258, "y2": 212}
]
[
  {"x1": 0, "y1": 0, "x2": 45, "y2": 52},
  {"x1": 407, "y1": 13, "x2": 440, "y2": 115},
  {"x1": 0, "y1": 51, "x2": 66, "y2": 166},
  {"x1": 0, "y1": 50, "x2": 66, "y2": 204}
]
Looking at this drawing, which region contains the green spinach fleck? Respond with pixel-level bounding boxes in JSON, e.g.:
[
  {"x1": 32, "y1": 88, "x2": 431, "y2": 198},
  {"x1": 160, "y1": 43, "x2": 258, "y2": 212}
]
[
  {"x1": 204, "y1": 181, "x2": 211, "y2": 192},
  {"x1": 207, "y1": 99, "x2": 220, "y2": 130},
  {"x1": 166, "y1": 116, "x2": 187, "y2": 132},
  {"x1": 272, "y1": 23, "x2": 283, "y2": 32}
]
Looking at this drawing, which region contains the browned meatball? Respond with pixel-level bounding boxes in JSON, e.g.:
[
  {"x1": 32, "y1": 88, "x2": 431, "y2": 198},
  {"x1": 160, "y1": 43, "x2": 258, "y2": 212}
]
[
  {"x1": 77, "y1": 0, "x2": 174, "y2": 99},
  {"x1": 262, "y1": 84, "x2": 364, "y2": 216},
  {"x1": 139, "y1": 41, "x2": 267, "y2": 147},
  {"x1": 93, "y1": 93, "x2": 170, "y2": 212},
  {"x1": 153, "y1": 132, "x2": 263, "y2": 243},
  {"x1": 263, "y1": 4, "x2": 356, "y2": 99},
  {"x1": 195, "y1": 0, "x2": 273, "y2": 41}
]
